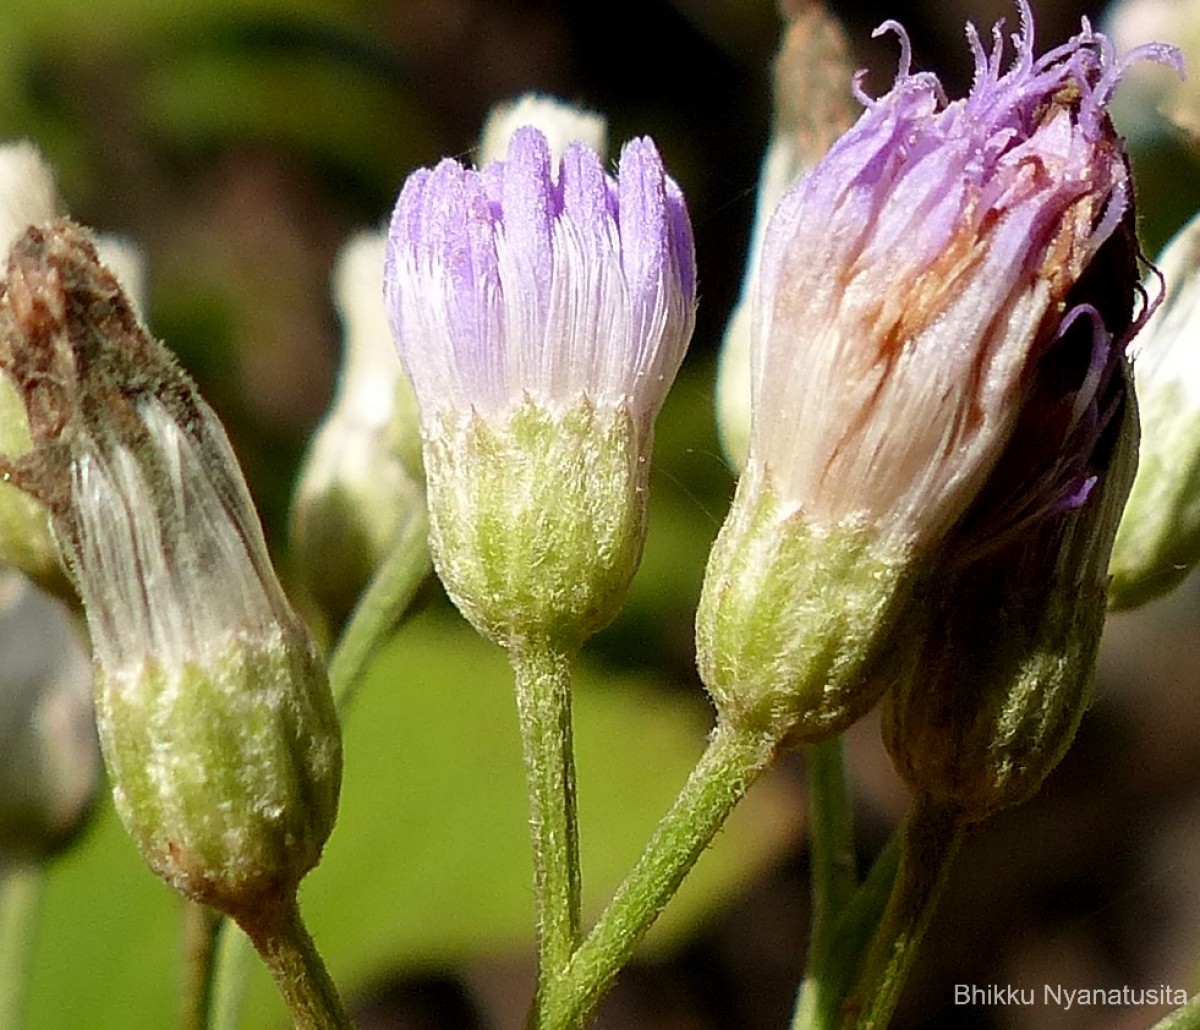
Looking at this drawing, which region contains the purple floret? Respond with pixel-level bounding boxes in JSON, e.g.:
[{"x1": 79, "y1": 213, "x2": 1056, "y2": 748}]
[
  {"x1": 749, "y1": 0, "x2": 1181, "y2": 553},
  {"x1": 384, "y1": 125, "x2": 696, "y2": 431}
]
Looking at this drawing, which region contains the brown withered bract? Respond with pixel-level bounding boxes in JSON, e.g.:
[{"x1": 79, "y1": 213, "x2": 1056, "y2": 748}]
[
  {"x1": 771, "y1": 0, "x2": 857, "y2": 171},
  {"x1": 0, "y1": 219, "x2": 203, "y2": 519}
]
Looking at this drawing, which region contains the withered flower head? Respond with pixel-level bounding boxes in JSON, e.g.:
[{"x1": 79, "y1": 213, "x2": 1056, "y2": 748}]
[{"x1": 0, "y1": 219, "x2": 340, "y2": 919}]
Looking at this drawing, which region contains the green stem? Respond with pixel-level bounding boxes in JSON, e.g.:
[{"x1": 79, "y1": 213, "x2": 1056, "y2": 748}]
[
  {"x1": 842, "y1": 795, "x2": 964, "y2": 1029},
  {"x1": 209, "y1": 919, "x2": 255, "y2": 1030},
  {"x1": 0, "y1": 863, "x2": 45, "y2": 1030},
  {"x1": 511, "y1": 642, "x2": 582, "y2": 1002},
  {"x1": 1153, "y1": 993, "x2": 1200, "y2": 1029},
  {"x1": 533, "y1": 721, "x2": 779, "y2": 1029},
  {"x1": 237, "y1": 894, "x2": 353, "y2": 1030},
  {"x1": 793, "y1": 736, "x2": 858, "y2": 1029},
  {"x1": 793, "y1": 832, "x2": 902, "y2": 1029},
  {"x1": 329, "y1": 505, "x2": 431, "y2": 712},
  {"x1": 181, "y1": 901, "x2": 223, "y2": 1030}
]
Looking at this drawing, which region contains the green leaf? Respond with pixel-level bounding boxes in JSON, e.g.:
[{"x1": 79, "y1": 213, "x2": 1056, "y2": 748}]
[
  {"x1": 141, "y1": 49, "x2": 430, "y2": 198},
  {"x1": 2, "y1": 0, "x2": 364, "y2": 50}
]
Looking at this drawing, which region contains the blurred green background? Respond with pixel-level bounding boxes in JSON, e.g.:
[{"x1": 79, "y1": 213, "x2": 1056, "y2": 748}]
[{"x1": 6, "y1": 0, "x2": 1200, "y2": 1027}]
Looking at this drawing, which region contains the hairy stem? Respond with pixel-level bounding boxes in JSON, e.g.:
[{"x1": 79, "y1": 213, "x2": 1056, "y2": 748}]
[
  {"x1": 533, "y1": 721, "x2": 779, "y2": 1029},
  {"x1": 237, "y1": 894, "x2": 353, "y2": 1030},
  {"x1": 842, "y1": 795, "x2": 964, "y2": 1029},
  {"x1": 511, "y1": 642, "x2": 583, "y2": 1005},
  {"x1": 793, "y1": 735, "x2": 858, "y2": 1029}
]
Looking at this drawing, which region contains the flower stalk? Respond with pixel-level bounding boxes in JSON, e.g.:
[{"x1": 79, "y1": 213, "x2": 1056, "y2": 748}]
[
  {"x1": 792, "y1": 736, "x2": 858, "y2": 1028},
  {"x1": 180, "y1": 902, "x2": 223, "y2": 1030},
  {"x1": 0, "y1": 863, "x2": 44, "y2": 1030},
  {"x1": 0, "y1": 219, "x2": 348, "y2": 1024},
  {"x1": 531, "y1": 721, "x2": 779, "y2": 1029},
  {"x1": 841, "y1": 797, "x2": 965, "y2": 1030},
  {"x1": 328, "y1": 504, "x2": 432, "y2": 713},
  {"x1": 385, "y1": 121, "x2": 696, "y2": 1029},
  {"x1": 237, "y1": 893, "x2": 354, "y2": 1030},
  {"x1": 512, "y1": 643, "x2": 582, "y2": 997}
]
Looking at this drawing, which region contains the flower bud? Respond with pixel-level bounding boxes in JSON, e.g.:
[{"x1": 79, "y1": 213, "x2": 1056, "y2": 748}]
[
  {"x1": 716, "y1": 1, "x2": 857, "y2": 469},
  {"x1": 1109, "y1": 210, "x2": 1200, "y2": 608},
  {"x1": 882, "y1": 371, "x2": 1139, "y2": 822},
  {"x1": 478, "y1": 93, "x2": 607, "y2": 167},
  {"x1": 697, "y1": 2, "x2": 1178, "y2": 742},
  {"x1": 290, "y1": 229, "x2": 425, "y2": 628},
  {"x1": 93, "y1": 233, "x2": 150, "y2": 321},
  {"x1": 0, "y1": 568, "x2": 99, "y2": 863},
  {"x1": 0, "y1": 220, "x2": 341, "y2": 920},
  {"x1": 0, "y1": 141, "x2": 150, "y2": 600},
  {"x1": 0, "y1": 141, "x2": 59, "y2": 251},
  {"x1": 0, "y1": 141, "x2": 68, "y2": 596},
  {"x1": 385, "y1": 127, "x2": 696, "y2": 651}
]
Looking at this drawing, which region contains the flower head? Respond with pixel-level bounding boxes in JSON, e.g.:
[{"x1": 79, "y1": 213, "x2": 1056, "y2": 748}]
[
  {"x1": 883, "y1": 389, "x2": 1139, "y2": 821},
  {"x1": 751, "y1": 0, "x2": 1179, "y2": 553},
  {"x1": 0, "y1": 142, "x2": 150, "y2": 598},
  {"x1": 696, "y1": 2, "x2": 1178, "y2": 743},
  {"x1": 384, "y1": 128, "x2": 696, "y2": 649},
  {"x1": 385, "y1": 126, "x2": 695, "y2": 436},
  {"x1": 0, "y1": 220, "x2": 340, "y2": 919},
  {"x1": 716, "y1": 1, "x2": 858, "y2": 469},
  {"x1": 290, "y1": 229, "x2": 426, "y2": 628},
  {"x1": 478, "y1": 93, "x2": 607, "y2": 168}
]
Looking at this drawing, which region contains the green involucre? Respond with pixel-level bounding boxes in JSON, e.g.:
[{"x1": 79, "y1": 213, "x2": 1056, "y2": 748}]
[
  {"x1": 423, "y1": 398, "x2": 647, "y2": 651},
  {"x1": 94, "y1": 628, "x2": 341, "y2": 919},
  {"x1": 696, "y1": 466, "x2": 912, "y2": 743},
  {"x1": 883, "y1": 400, "x2": 1137, "y2": 822},
  {"x1": 881, "y1": 564, "x2": 1101, "y2": 822}
]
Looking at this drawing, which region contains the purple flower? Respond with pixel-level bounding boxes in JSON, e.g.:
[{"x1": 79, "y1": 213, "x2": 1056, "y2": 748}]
[
  {"x1": 750, "y1": 0, "x2": 1181, "y2": 553},
  {"x1": 384, "y1": 127, "x2": 696, "y2": 435}
]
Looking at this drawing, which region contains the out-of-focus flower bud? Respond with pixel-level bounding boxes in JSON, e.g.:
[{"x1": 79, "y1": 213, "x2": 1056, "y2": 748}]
[
  {"x1": 1109, "y1": 210, "x2": 1200, "y2": 608},
  {"x1": 716, "y1": 0, "x2": 857, "y2": 469},
  {"x1": 0, "y1": 142, "x2": 67, "y2": 597},
  {"x1": 0, "y1": 220, "x2": 341, "y2": 922},
  {"x1": 1105, "y1": 0, "x2": 1200, "y2": 143},
  {"x1": 0, "y1": 142, "x2": 150, "y2": 601},
  {"x1": 0, "y1": 568, "x2": 99, "y2": 862},
  {"x1": 290, "y1": 230, "x2": 425, "y2": 629},
  {"x1": 385, "y1": 127, "x2": 696, "y2": 651},
  {"x1": 93, "y1": 234, "x2": 149, "y2": 321},
  {"x1": 696, "y1": 1, "x2": 1179, "y2": 743},
  {"x1": 882, "y1": 352, "x2": 1140, "y2": 823},
  {"x1": 0, "y1": 142, "x2": 59, "y2": 252},
  {"x1": 478, "y1": 93, "x2": 607, "y2": 167}
]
